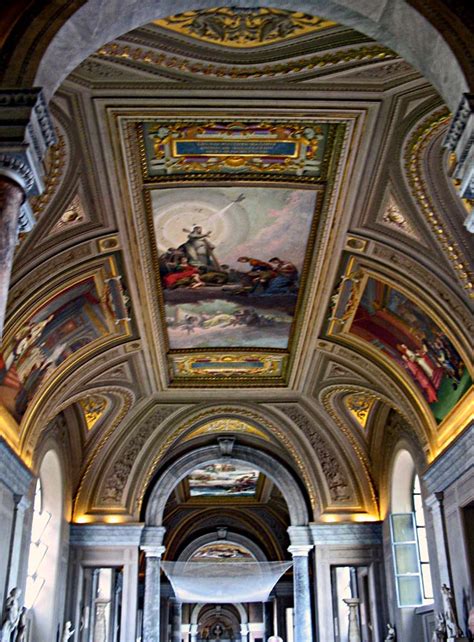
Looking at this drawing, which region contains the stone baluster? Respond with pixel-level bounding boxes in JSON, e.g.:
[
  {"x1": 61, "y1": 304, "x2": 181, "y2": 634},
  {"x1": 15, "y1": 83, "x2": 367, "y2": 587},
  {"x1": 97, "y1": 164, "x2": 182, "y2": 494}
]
[
  {"x1": 343, "y1": 597, "x2": 362, "y2": 642},
  {"x1": 0, "y1": 89, "x2": 56, "y2": 337},
  {"x1": 288, "y1": 526, "x2": 313, "y2": 642},
  {"x1": 140, "y1": 526, "x2": 166, "y2": 642}
]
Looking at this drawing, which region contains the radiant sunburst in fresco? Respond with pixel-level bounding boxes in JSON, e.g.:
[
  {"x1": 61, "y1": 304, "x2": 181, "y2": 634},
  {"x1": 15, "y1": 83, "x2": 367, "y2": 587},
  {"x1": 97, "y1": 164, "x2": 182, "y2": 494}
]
[{"x1": 152, "y1": 186, "x2": 317, "y2": 351}]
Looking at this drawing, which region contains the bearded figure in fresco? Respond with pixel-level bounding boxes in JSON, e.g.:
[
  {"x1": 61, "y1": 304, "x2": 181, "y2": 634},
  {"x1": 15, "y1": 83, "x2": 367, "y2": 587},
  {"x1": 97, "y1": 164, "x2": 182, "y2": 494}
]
[{"x1": 181, "y1": 225, "x2": 220, "y2": 269}]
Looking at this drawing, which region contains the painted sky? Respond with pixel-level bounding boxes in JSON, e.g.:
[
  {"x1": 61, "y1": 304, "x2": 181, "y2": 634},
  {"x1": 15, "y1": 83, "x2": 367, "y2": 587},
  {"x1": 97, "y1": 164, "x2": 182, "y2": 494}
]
[
  {"x1": 152, "y1": 186, "x2": 317, "y2": 270},
  {"x1": 153, "y1": 186, "x2": 317, "y2": 351}
]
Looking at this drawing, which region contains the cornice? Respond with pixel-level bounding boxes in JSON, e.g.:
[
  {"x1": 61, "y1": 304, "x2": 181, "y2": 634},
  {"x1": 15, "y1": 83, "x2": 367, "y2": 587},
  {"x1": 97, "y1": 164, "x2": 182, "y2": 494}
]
[
  {"x1": 423, "y1": 422, "x2": 474, "y2": 495},
  {"x1": 96, "y1": 42, "x2": 398, "y2": 82},
  {"x1": 0, "y1": 437, "x2": 33, "y2": 496}
]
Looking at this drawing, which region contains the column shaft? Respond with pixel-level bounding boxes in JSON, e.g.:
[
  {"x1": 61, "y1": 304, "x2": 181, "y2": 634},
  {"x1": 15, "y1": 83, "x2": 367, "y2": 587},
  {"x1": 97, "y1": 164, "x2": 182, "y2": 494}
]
[
  {"x1": 171, "y1": 599, "x2": 182, "y2": 642},
  {"x1": 0, "y1": 178, "x2": 23, "y2": 336},
  {"x1": 292, "y1": 554, "x2": 313, "y2": 642},
  {"x1": 142, "y1": 555, "x2": 162, "y2": 642}
]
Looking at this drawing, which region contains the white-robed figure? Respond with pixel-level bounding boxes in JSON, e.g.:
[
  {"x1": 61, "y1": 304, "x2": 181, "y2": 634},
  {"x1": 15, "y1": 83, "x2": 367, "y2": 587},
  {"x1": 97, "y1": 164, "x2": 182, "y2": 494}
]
[
  {"x1": 1, "y1": 588, "x2": 21, "y2": 642},
  {"x1": 181, "y1": 225, "x2": 220, "y2": 269},
  {"x1": 61, "y1": 621, "x2": 75, "y2": 642}
]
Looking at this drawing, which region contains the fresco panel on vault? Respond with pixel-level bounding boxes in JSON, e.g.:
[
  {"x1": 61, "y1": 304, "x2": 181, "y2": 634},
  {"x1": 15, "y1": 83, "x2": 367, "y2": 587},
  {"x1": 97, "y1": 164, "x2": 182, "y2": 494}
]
[{"x1": 153, "y1": 186, "x2": 317, "y2": 351}]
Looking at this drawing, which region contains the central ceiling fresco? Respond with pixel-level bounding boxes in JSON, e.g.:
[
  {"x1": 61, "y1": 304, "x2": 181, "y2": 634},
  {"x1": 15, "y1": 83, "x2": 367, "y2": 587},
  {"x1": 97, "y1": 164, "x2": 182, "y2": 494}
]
[
  {"x1": 154, "y1": 186, "x2": 317, "y2": 377},
  {"x1": 123, "y1": 114, "x2": 346, "y2": 385}
]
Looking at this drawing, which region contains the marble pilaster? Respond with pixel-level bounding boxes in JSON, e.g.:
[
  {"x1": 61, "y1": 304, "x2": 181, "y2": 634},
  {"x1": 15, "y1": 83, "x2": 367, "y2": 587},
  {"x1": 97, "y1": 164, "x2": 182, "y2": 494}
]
[
  {"x1": 141, "y1": 526, "x2": 166, "y2": 642},
  {"x1": 288, "y1": 526, "x2": 313, "y2": 642}
]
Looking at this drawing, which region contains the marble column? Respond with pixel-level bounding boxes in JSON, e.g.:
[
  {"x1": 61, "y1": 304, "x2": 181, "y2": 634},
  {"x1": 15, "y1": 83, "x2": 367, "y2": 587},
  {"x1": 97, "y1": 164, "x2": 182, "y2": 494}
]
[
  {"x1": 0, "y1": 89, "x2": 56, "y2": 338},
  {"x1": 343, "y1": 598, "x2": 362, "y2": 642},
  {"x1": 264, "y1": 600, "x2": 273, "y2": 639},
  {"x1": 142, "y1": 551, "x2": 164, "y2": 642},
  {"x1": 288, "y1": 526, "x2": 313, "y2": 642},
  {"x1": 189, "y1": 623, "x2": 198, "y2": 642},
  {"x1": 240, "y1": 622, "x2": 249, "y2": 642},
  {"x1": 141, "y1": 526, "x2": 166, "y2": 642},
  {"x1": 171, "y1": 598, "x2": 182, "y2": 642}
]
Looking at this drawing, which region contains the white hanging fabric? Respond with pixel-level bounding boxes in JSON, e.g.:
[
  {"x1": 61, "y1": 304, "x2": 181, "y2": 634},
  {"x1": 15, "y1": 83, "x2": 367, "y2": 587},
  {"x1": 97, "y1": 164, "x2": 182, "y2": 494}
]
[{"x1": 161, "y1": 560, "x2": 292, "y2": 603}]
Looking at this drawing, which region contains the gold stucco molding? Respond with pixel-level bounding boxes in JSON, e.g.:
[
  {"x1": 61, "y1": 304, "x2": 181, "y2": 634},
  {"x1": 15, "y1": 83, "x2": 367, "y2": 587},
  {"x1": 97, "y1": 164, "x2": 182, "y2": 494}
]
[
  {"x1": 404, "y1": 109, "x2": 473, "y2": 296},
  {"x1": 96, "y1": 42, "x2": 397, "y2": 81}
]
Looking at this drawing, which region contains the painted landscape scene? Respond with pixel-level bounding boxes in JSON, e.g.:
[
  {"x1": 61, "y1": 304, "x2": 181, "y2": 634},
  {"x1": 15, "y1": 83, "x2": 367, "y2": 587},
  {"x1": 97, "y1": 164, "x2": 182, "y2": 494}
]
[
  {"x1": 187, "y1": 463, "x2": 260, "y2": 497},
  {"x1": 349, "y1": 278, "x2": 472, "y2": 423},
  {"x1": 190, "y1": 543, "x2": 254, "y2": 561},
  {"x1": 153, "y1": 187, "x2": 317, "y2": 350}
]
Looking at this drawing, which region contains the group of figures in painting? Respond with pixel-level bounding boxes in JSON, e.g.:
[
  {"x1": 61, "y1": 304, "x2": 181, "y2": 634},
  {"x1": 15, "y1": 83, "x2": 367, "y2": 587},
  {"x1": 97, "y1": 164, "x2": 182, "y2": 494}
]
[
  {"x1": 349, "y1": 277, "x2": 471, "y2": 423},
  {"x1": 0, "y1": 279, "x2": 113, "y2": 422},
  {"x1": 155, "y1": 187, "x2": 315, "y2": 350},
  {"x1": 187, "y1": 463, "x2": 259, "y2": 497},
  {"x1": 159, "y1": 224, "x2": 298, "y2": 297}
]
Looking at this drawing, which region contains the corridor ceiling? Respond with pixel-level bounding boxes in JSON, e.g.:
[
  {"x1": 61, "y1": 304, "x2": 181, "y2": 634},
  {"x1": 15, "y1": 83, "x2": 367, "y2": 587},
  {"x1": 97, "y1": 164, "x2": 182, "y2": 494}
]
[{"x1": 1, "y1": 8, "x2": 472, "y2": 528}]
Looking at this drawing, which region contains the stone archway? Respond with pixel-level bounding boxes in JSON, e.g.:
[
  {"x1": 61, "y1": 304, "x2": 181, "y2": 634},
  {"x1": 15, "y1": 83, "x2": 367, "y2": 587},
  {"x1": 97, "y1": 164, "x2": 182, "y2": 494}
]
[
  {"x1": 144, "y1": 442, "x2": 309, "y2": 526},
  {"x1": 179, "y1": 532, "x2": 267, "y2": 563},
  {"x1": 29, "y1": 0, "x2": 469, "y2": 110}
]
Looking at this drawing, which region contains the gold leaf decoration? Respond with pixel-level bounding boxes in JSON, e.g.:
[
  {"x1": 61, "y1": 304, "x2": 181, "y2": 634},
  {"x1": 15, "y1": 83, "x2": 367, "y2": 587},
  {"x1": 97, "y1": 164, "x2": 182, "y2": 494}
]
[
  {"x1": 154, "y1": 8, "x2": 336, "y2": 48},
  {"x1": 79, "y1": 395, "x2": 108, "y2": 430}
]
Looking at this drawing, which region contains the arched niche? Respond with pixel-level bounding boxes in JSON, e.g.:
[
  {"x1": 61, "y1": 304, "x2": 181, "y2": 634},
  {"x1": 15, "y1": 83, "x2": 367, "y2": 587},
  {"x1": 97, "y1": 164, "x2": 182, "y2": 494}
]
[
  {"x1": 391, "y1": 448, "x2": 417, "y2": 513},
  {"x1": 30, "y1": 0, "x2": 469, "y2": 110},
  {"x1": 179, "y1": 532, "x2": 267, "y2": 563},
  {"x1": 145, "y1": 443, "x2": 309, "y2": 526},
  {"x1": 191, "y1": 601, "x2": 248, "y2": 626}
]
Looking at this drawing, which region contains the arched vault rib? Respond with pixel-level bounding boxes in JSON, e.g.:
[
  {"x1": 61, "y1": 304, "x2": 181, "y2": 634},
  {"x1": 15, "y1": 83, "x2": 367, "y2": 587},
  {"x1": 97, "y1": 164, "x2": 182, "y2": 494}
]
[{"x1": 128, "y1": 404, "x2": 321, "y2": 518}]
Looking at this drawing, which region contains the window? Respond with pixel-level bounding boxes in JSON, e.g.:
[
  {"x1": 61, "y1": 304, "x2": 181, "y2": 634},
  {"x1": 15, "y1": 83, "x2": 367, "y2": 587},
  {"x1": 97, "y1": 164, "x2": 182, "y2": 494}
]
[
  {"x1": 25, "y1": 479, "x2": 51, "y2": 608},
  {"x1": 412, "y1": 475, "x2": 433, "y2": 601},
  {"x1": 390, "y1": 512, "x2": 423, "y2": 607},
  {"x1": 24, "y1": 450, "x2": 63, "y2": 641},
  {"x1": 390, "y1": 473, "x2": 433, "y2": 607}
]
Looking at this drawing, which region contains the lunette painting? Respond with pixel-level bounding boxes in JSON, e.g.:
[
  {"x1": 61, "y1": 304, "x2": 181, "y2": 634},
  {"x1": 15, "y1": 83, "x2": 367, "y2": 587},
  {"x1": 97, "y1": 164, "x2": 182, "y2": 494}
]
[
  {"x1": 153, "y1": 186, "x2": 317, "y2": 351},
  {"x1": 187, "y1": 463, "x2": 260, "y2": 497},
  {"x1": 190, "y1": 543, "x2": 254, "y2": 561},
  {"x1": 0, "y1": 278, "x2": 114, "y2": 422},
  {"x1": 348, "y1": 278, "x2": 472, "y2": 423}
]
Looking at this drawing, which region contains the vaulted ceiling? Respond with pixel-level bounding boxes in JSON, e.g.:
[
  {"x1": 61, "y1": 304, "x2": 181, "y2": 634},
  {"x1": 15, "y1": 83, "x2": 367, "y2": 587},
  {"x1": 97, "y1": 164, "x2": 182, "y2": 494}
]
[{"x1": 1, "y1": 9, "x2": 472, "y2": 542}]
